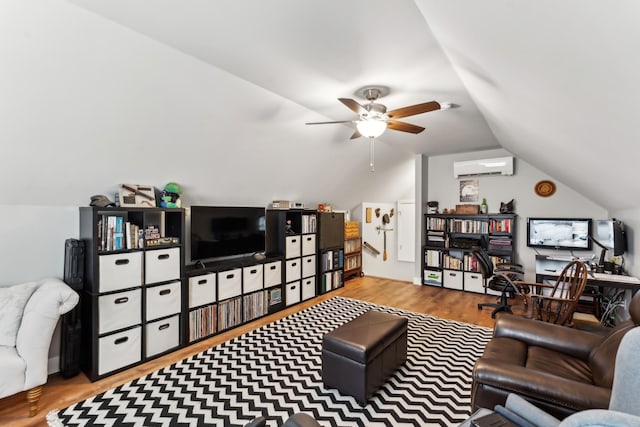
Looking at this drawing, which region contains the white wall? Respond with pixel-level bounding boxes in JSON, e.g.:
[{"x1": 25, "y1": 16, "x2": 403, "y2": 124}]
[
  {"x1": 427, "y1": 148, "x2": 608, "y2": 279},
  {"x1": 0, "y1": 0, "x2": 415, "y2": 284}
]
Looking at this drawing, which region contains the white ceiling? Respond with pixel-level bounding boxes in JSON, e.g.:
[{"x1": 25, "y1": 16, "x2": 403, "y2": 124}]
[{"x1": 68, "y1": 0, "x2": 640, "y2": 211}]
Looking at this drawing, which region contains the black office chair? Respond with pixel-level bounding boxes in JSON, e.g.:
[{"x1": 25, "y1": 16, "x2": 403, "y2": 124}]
[{"x1": 473, "y1": 249, "x2": 527, "y2": 318}]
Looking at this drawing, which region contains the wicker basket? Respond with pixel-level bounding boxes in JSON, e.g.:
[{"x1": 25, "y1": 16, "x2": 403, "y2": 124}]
[{"x1": 344, "y1": 221, "x2": 360, "y2": 238}]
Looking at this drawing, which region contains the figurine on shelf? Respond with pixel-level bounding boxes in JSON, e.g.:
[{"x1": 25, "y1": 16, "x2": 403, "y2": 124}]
[{"x1": 285, "y1": 219, "x2": 295, "y2": 235}]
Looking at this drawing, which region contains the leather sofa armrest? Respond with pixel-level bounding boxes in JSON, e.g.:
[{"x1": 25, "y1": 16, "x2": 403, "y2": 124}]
[
  {"x1": 473, "y1": 360, "x2": 611, "y2": 411},
  {"x1": 493, "y1": 315, "x2": 602, "y2": 359}
]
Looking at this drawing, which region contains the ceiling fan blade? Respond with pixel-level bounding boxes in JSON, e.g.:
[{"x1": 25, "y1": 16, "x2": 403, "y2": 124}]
[
  {"x1": 387, "y1": 120, "x2": 425, "y2": 134},
  {"x1": 350, "y1": 129, "x2": 362, "y2": 139},
  {"x1": 338, "y1": 98, "x2": 366, "y2": 115},
  {"x1": 305, "y1": 120, "x2": 354, "y2": 125},
  {"x1": 387, "y1": 101, "x2": 441, "y2": 119}
]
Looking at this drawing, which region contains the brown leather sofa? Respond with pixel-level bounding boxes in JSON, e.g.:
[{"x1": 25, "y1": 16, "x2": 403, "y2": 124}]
[{"x1": 471, "y1": 290, "x2": 640, "y2": 419}]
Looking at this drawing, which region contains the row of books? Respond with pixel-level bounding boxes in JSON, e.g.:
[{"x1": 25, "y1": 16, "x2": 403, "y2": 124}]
[
  {"x1": 321, "y1": 249, "x2": 344, "y2": 272},
  {"x1": 243, "y1": 291, "x2": 267, "y2": 322},
  {"x1": 344, "y1": 238, "x2": 361, "y2": 254},
  {"x1": 218, "y1": 297, "x2": 242, "y2": 331},
  {"x1": 301, "y1": 214, "x2": 317, "y2": 234},
  {"x1": 424, "y1": 249, "x2": 441, "y2": 268},
  {"x1": 344, "y1": 254, "x2": 361, "y2": 271},
  {"x1": 447, "y1": 218, "x2": 489, "y2": 234},
  {"x1": 188, "y1": 304, "x2": 217, "y2": 342},
  {"x1": 489, "y1": 218, "x2": 513, "y2": 233},
  {"x1": 320, "y1": 270, "x2": 343, "y2": 293},
  {"x1": 97, "y1": 215, "x2": 143, "y2": 251}
]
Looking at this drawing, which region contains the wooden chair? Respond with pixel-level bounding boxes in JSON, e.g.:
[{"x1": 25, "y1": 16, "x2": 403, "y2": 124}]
[{"x1": 521, "y1": 260, "x2": 589, "y2": 326}]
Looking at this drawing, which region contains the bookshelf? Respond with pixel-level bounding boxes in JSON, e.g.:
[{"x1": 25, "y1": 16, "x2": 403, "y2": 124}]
[
  {"x1": 317, "y1": 212, "x2": 345, "y2": 294},
  {"x1": 422, "y1": 213, "x2": 516, "y2": 294},
  {"x1": 344, "y1": 221, "x2": 362, "y2": 280}
]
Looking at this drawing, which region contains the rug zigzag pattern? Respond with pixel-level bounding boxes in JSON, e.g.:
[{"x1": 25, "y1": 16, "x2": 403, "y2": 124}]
[{"x1": 52, "y1": 297, "x2": 491, "y2": 427}]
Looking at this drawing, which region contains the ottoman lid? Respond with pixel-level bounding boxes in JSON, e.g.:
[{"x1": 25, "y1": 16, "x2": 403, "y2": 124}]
[{"x1": 322, "y1": 310, "x2": 408, "y2": 363}]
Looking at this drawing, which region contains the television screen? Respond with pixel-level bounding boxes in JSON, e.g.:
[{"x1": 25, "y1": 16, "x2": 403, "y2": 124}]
[
  {"x1": 190, "y1": 206, "x2": 266, "y2": 262},
  {"x1": 593, "y1": 219, "x2": 626, "y2": 256},
  {"x1": 526, "y1": 218, "x2": 592, "y2": 250}
]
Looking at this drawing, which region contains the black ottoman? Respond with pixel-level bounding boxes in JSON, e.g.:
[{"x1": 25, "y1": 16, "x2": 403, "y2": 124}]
[{"x1": 321, "y1": 310, "x2": 408, "y2": 404}]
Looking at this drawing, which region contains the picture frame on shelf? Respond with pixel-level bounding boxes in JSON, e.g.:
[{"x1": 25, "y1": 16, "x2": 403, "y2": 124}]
[{"x1": 119, "y1": 184, "x2": 157, "y2": 207}]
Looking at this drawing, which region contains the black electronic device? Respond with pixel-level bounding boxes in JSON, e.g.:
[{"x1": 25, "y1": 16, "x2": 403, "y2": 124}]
[
  {"x1": 61, "y1": 238, "x2": 84, "y2": 378},
  {"x1": 526, "y1": 218, "x2": 592, "y2": 251},
  {"x1": 593, "y1": 219, "x2": 626, "y2": 256},
  {"x1": 190, "y1": 206, "x2": 266, "y2": 263}
]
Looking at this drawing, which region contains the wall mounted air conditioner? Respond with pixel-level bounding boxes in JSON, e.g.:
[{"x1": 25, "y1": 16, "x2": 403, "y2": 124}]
[{"x1": 453, "y1": 156, "x2": 514, "y2": 178}]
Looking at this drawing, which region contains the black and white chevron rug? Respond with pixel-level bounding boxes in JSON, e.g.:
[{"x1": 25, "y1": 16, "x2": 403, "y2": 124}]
[{"x1": 47, "y1": 296, "x2": 492, "y2": 427}]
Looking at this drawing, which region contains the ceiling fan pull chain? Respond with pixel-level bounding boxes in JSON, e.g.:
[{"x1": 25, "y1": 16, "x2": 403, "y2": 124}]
[{"x1": 369, "y1": 137, "x2": 375, "y2": 172}]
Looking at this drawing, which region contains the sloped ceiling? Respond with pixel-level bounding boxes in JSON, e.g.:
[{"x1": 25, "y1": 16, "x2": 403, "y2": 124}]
[{"x1": 69, "y1": 0, "x2": 640, "y2": 211}]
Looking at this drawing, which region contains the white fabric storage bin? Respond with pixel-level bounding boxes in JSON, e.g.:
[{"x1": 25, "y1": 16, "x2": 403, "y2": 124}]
[
  {"x1": 286, "y1": 281, "x2": 301, "y2": 306},
  {"x1": 285, "y1": 258, "x2": 301, "y2": 283},
  {"x1": 98, "y1": 326, "x2": 141, "y2": 375},
  {"x1": 145, "y1": 314, "x2": 180, "y2": 358},
  {"x1": 188, "y1": 273, "x2": 216, "y2": 308},
  {"x1": 98, "y1": 288, "x2": 142, "y2": 334},
  {"x1": 243, "y1": 264, "x2": 264, "y2": 293},
  {"x1": 301, "y1": 255, "x2": 316, "y2": 278},
  {"x1": 301, "y1": 234, "x2": 316, "y2": 256},
  {"x1": 443, "y1": 269, "x2": 463, "y2": 290},
  {"x1": 301, "y1": 276, "x2": 316, "y2": 300},
  {"x1": 464, "y1": 271, "x2": 485, "y2": 293},
  {"x1": 264, "y1": 261, "x2": 282, "y2": 287},
  {"x1": 285, "y1": 235, "x2": 301, "y2": 259},
  {"x1": 218, "y1": 267, "x2": 242, "y2": 301},
  {"x1": 145, "y1": 247, "x2": 181, "y2": 284},
  {"x1": 99, "y1": 251, "x2": 142, "y2": 293},
  {"x1": 145, "y1": 281, "x2": 181, "y2": 321}
]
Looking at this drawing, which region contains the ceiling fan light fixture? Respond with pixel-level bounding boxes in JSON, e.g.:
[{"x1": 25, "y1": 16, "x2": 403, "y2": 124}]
[{"x1": 356, "y1": 119, "x2": 387, "y2": 138}]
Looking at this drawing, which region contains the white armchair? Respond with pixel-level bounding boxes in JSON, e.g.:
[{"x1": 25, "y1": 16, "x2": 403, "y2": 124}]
[{"x1": 0, "y1": 278, "x2": 79, "y2": 416}]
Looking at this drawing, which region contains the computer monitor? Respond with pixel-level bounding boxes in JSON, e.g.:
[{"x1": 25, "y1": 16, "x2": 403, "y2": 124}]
[{"x1": 593, "y1": 219, "x2": 626, "y2": 256}]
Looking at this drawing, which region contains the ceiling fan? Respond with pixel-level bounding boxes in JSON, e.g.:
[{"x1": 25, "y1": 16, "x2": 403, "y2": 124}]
[{"x1": 306, "y1": 87, "x2": 450, "y2": 140}]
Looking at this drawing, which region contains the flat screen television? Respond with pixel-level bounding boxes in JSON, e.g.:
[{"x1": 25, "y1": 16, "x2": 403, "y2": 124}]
[
  {"x1": 190, "y1": 206, "x2": 266, "y2": 262},
  {"x1": 593, "y1": 219, "x2": 626, "y2": 256},
  {"x1": 526, "y1": 217, "x2": 592, "y2": 250}
]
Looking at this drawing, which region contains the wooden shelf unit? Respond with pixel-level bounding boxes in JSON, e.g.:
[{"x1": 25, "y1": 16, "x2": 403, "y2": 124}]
[{"x1": 344, "y1": 221, "x2": 362, "y2": 280}]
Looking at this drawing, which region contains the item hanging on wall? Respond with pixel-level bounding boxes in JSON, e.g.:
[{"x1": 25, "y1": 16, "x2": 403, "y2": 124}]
[
  {"x1": 459, "y1": 179, "x2": 479, "y2": 203},
  {"x1": 534, "y1": 180, "x2": 556, "y2": 197},
  {"x1": 363, "y1": 241, "x2": 381, "y2": 255},
  {"x1": 119, "y1": 184, "x2": 156, "y2": 207},
  {"x1": 375, "y1": 211, "x2": 394, "y2": 262},
  {"x1": 375, "y1": 208, "x2": 380, "y2": 218},
  {"x1": 365, "y1": 208, "x2": 372, "y2": 223},
  {"x1": 500, "y1": 199, "x2": 515, "y2": 213}
]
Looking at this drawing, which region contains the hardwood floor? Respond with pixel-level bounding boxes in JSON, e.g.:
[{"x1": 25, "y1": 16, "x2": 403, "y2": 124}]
[{"x1": 0, "y1": 276, "x2": 509, "y2": 426}]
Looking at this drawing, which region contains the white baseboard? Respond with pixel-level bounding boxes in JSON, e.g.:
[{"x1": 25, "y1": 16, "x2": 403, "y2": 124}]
[{"x1": 412, "y1": 276, "x2": 422, "y2": 285}]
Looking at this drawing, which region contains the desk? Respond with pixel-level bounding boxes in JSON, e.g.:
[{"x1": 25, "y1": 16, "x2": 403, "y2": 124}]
[{"x1": 535, "y1": 271, "x2": 640, "y2": 292}]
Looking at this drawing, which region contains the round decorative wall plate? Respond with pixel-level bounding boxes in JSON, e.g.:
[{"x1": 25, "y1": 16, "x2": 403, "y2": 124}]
[{"x1": 535, "y1": 180, "x2": 556, "y2": 197}]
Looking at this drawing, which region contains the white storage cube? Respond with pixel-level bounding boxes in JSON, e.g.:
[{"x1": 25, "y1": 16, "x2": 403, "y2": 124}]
[
  {"x1": 243, "y1": 264, "x2": 264, "y2": 293},
  {"x1": 99, "y1": 252, "x2": 142, "y2": 293},
  {"x1": 443, "y1": 269, "x2": 464, "y2": 290},
  {"x1": 145, "y1": 281, "x2": 181, "y2": 321},
  {"x1": 301, "y1": 255, "x2": 316, "y2": 278},
  {"x1": 301, "y1": 276, "x2": 316, "y2": 300},
  {"x1": 145, "y1": 247, "x2": 181, "y2": 284},
  {"x1": 464, "y1": 271, "x2": 485, "y2": 293},
  {"x1": 286, "y1": 281, "x2": 301, "y2": 306},
  {"x1": 218, "y1": 267, "x2": 242, "y2": 300},
  {"x1": 98, "y1": 326, "x2": 141, "y2": 375},
  {"x1": 285, "y1": 235, "x2": 301, "y2": 259},
  {"x1": 145, "y1": 314, "x2": 180, "y2": 358},
  {"x1": 98, "y1": 288, "x2": 142, "y2": 334},
  {"x1": 264, "y1": 261, "x2": 282, "y2": 287},
  {"x1": 301, "y1": 234, "x2": 316, "y2": 256},
  {"x1": 188, "y1": 273, "x2": 216, "y2": 308},
  {"x1": 285, "y1": 258, "x2": 301, "y2": 283}
]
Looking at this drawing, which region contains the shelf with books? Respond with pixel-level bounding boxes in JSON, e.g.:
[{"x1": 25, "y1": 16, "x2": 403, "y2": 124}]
[
  {"x1": 344, "y1": 221, "x2": 362, "y2": 281},
  {"x1": 421, "y1": 213, "x2": 517, "y2": 293}
]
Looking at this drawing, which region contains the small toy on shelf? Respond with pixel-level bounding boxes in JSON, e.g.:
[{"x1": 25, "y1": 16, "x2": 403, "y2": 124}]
[{"x1": 160, "y1": 182, "x2": 183, "y2": 208}]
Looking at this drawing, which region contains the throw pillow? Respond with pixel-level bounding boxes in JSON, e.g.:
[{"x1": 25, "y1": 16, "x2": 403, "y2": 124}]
[{"x1": 0, "y1": 282, "x2": 38, "y2": 347}]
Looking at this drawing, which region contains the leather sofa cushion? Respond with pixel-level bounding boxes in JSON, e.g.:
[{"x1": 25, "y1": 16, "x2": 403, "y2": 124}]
[
  {"x1": 526, "y1": 346, "x2": 592, "y2": 384},
  {"x1": 322, "y1": 310, "x2": 407, "y2": 364},
  {"x1": 589, "y1": 319, "x2": 635, "y2": 388}
]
